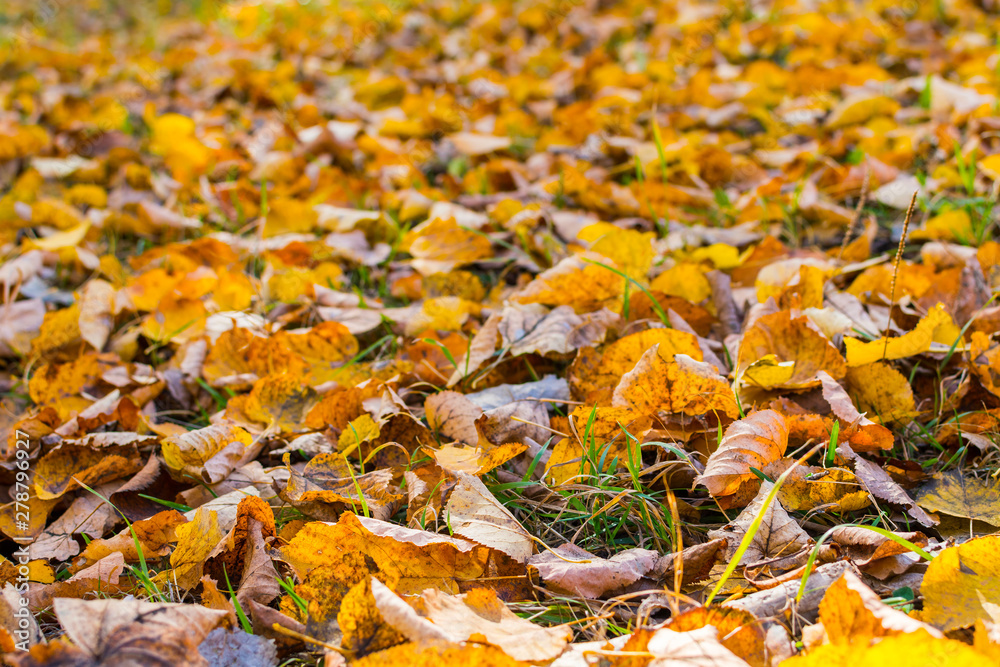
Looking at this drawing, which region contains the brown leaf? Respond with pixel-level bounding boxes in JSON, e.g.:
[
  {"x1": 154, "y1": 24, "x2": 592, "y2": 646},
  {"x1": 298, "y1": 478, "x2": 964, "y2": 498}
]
[
  {"x1": 837, "y1": 442, "x2": 935, "y2": 526},
  {"x1": 708, "y1": 481, "x2": 813, "y2": 566},
  {"x1": 33, "y1": 442, "x2": 142, "y2": 500},
  {"x1": 528, "y1": 543, "x2": 659, "y2": 598},
  {"x1": 234, "y1": 516, "x2": 281, "y2": 609},
  {"x1": 445, "y1": 471, "x2": 533, "y2": 563},
  {"x1": 424, "y1": 390, "x2": 482, "y2": 446},
  {"x1": 651, "y1": 538, "x2": 728, "y2": 587},
  {"x1": 373, "y1": 579, "x2": 571, "y2": 662},
  {"x1": 78, "y1": 279, "x2": 117, "y2": 351},
  {"x1": 696, "y1": 410, "x2": 789, "y2": 506},
  {"x1": 818, "y1": 371, "x2": 893, "y2": 452},
  {"x1": 498, "y1": 304, "x2": 618, "y2": 357},
  {"x1": 197, "y1": 628, "x2": 277, "y2": 667},
  {"x1": 280, "y1": 452, "x2": 402, "y2": 522},
  {"x1": 52, "y1": 597, "x2": 229, "y2": 665},
  {"x1": 108, "y1": 454, "x2": 189, "y2": 522}
]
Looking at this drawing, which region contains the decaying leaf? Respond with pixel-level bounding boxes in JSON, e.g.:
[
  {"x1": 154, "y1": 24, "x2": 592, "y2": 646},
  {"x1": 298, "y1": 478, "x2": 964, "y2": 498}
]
[
  {"x1": 915, "y1": 470, "x2": 1000, "y2": 527},
  {"x1": 696, "y1": 410, "x2": 788, "y2": 507},
  {"x1": 372, "y1": 579, "x2": 572, "y2": 662},
  {"x1": 7, "y1": 2, "x2": 1000, "y2": 662},
  {"x1": 527, "y1": 543, "x2": 659, "y2": 598},
  {"x1": 709, "y1": 481, "x2": 813, "y2": 566},
  {"x1": 444, "y1": 471, "x2": 533, "y2": 563},
  {"x1": 916, "y1": 535, "x2": 1000, "y2": 632},
  {"x1": 51, "y1": 597, "x2": 229, "y2": 665}
]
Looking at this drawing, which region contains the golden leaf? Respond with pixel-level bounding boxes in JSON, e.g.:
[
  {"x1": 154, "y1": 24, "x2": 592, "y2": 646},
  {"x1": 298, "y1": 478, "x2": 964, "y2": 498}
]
[
  {"x1": 915, "y1": 471, "x2": 1000, "y2": 528},
  {"x1": 612, "y1": 347, "x2": 737, "y2": 420},
  {"x1": 160, "y1": 423, "x2": 257, "y2": 484},
  {"x1": 916, "y1": 535, "x2": 1000, "y2": 632},
  {"x1": 737, "y1": 309, "x2": 846, "y2": 389},
  {"x1": 845, "y1": 304, "x2": 961, "y2": 367}
]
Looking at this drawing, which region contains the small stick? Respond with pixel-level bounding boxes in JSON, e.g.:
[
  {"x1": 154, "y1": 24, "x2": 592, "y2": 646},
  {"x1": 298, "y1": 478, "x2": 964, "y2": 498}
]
[
  {"x1": 838, "y1": 161, "x2": 871, "y2": 261},
  {"x1": 882, "y1": 191, "x2": 917, "y2": 361},
  {"x1": 508, "y1": 416, "x2": 570, "y2": 437},
  {"x1": 270, "y1": 624, "x2": 350, "y2": 655}
]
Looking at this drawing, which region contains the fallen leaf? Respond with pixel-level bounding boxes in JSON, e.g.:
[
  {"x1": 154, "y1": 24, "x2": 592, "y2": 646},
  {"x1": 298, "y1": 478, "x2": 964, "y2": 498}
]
[
  {"x1": 737, "y1": 310, "x2": 847, "y2": 389},
  {"x1": 52, "y1": 597, "x2": 229, "y2": 665},
  {"x1": 375, "y1": 580, "x2": 572, "y2": 662},
  {"x1": 837, "y1": 442, "x2": 935, "y2": 526},
  {"x1": 696, "y1": 410, "x2": 789, "y2": 506},
  {"x1": 161, "y1": 423, "x2": 260, "y2": 484},
  {"x1": 817, "y1": 570, "x2": 942, "y2": 645},
  {"x1": 198, "y1": 628, "x2": 278, "y2": 667},
  {"x1": 666, "y1": 607, "x2": 766, "y2": 667},
  {"x1": 445, "y1": 471, "x2": 533, "y2": 563},
  {"x1": 783, "y1": 633, "x2": 994, "y2": 667},
  {"x1": 845, "y1": 304, "x2": 962, "y2": 367},
  {"x1": 916, "y1": 535, "x2": 1000, "y2": 632},
  {"x1": 915, "y1": 471, "x2": 1000, "y2": 527},
  {"x1": 527, "y1": 543, "x2": 659, "y2": 598},
  {"x1": 708, "y1": 481, "x2": 813, "y2": 566},
  {"x1": 612, "y1": 348, "x2": 738, "y2": 420}
]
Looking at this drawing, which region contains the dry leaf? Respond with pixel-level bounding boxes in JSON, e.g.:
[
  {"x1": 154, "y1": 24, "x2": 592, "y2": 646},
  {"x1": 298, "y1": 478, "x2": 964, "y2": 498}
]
[
  {"x1": 709, "y1": 481, "x2": 813, "y2": 566},
  {"x1": 445, "y1": 471, "x2": 533, "y2": 563},
  {"x1": 915, "y1": 471, "x2": 1000, "y2": 527},
  {"x1": 696, "y1": 410, "x2": 789, "y2": 506},
  {"x1": 916, "y1": 535, "x2": 1000, "y2": 632},
  {"x1": 527, "y1": 543, "x2": 659, "y2": 598}
]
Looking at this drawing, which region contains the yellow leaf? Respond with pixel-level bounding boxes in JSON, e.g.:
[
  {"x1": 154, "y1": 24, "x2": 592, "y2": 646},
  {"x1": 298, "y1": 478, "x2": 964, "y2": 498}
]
[
  {"x1": 916, "y1": 535, "x2": 1000, "y2": 632},
  {"x1": 512, "y1": 254, "x2": 625, "y2": 313},
  {"x1": 845, "y1": 304, "x2": 962, "y2": 367},
  {"x1": 612, "y1": 346, "x2": 738, "y2": 420},
  {"x1": 170, "y1": 509, "x2": 222, "y2": 591},
  {"x1": 338, "y1": 578, "x2": 405, "y2": 657},
  {"x1": 818, "y1": 570, "x2": 942, "y2": 645},
  {"x1": 24, "y1": 222, "x2": 91, "y2": 251},
  {"x1": 569, "y1": 328, "x2": 704, "y2": 404},
  {"x1": 405, "y1": 296, "x2": 479, "y2": 336},
  {"x1": 915, "y1": 471, "x2": 1000, "y2": 528},
  {"x1": 589, "y1": 228, "x2": 656, "y2": 279},
  {"x1": 225, "y1": 373, "x2": 318, "y2": 433},
  {"x1": 650, "y1": 262, "x2": 713, "y2": 304},
  {"x1": 844, "y1": 362, "x2": 917, "y2": 424},
  {"x1": 783, "y1": 633, "x2": 993, "y2": 667},
  {"x1": 401, "y1": 217, "x2": 492, "y2": 275},
  {"x1": 280, "y1": 513, "x2": 489, "y2": 592},
  {"x1": 161, "y1": 423, "x2": 256, "y2": 483},
  {"x1": 737, "y1": 310, "x2": 846, "y2": 389},
  {"x1": 339, "y1": 414, "x2": 381, "y2": 457},
  {"x1": 912, "y1": 209, "x2": 973, "y2": 242},
  {"x1": 689, "y1": 243, "x2": 741, "y2": 270},
  {"x1": 977, "y1": 153, "x2": 1000, "y2": 180}
]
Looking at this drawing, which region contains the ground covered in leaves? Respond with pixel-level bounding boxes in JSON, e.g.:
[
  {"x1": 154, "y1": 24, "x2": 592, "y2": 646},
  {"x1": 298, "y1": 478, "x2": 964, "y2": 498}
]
[{"x1": 2, "y1": 0, "x2": 1000, "y2": 665}]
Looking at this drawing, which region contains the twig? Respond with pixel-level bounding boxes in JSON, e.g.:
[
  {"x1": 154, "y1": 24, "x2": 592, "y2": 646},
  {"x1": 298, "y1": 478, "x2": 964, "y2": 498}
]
[
  {"x1": 838, "y1": 161, "x2": 871, "y2": 261},
  {"x1": 882, "y1": 191, "x2": 917, "y2": 361},
  {"x1": 270, "y1": 624, "x2": 350, "y2": 655}
]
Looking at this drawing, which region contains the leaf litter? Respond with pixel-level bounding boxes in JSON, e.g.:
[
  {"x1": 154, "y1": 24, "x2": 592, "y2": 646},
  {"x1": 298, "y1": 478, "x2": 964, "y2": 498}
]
[{"x1": 1, "y1": 0, "x2": 1000, "y2": 665}]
